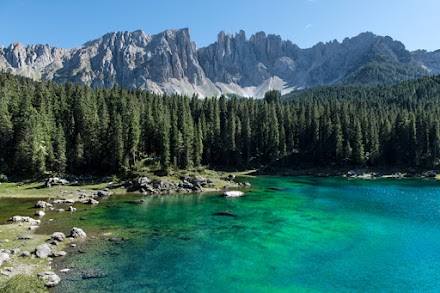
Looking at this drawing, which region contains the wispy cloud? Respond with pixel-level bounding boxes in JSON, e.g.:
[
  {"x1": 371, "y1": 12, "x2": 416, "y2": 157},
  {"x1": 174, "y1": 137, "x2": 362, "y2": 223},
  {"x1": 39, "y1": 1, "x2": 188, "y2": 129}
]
[{"x1": 304, "y1": 24, "x2": 313, "y2": 30}]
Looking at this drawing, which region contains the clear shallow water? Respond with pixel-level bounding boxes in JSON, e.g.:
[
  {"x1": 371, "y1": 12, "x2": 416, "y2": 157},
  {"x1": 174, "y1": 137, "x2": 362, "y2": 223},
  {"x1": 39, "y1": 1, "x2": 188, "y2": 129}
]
[{"x1": 5, "y1": 177, "x2": 440, "y2": 292}]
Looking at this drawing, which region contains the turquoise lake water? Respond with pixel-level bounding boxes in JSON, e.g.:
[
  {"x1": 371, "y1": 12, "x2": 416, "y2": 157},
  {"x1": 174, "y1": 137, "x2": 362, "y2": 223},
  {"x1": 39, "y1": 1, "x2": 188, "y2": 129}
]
[{"x1": 6, "y1": 177, "x2": 440, "y2": 292}]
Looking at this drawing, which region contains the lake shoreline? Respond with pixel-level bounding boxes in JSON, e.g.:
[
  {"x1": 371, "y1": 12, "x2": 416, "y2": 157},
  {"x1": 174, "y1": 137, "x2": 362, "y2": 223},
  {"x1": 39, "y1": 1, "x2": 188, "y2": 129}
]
[
  {"x1": 255, "y1": 166, "x2": 440, "y2": 180},
  {"x1": 0, "y1": 167, "x2": 439, "y2": 290}
]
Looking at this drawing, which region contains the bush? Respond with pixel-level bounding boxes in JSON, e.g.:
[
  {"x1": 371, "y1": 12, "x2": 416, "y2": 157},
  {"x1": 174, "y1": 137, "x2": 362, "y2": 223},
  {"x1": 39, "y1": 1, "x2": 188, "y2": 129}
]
[{"x1": 0, "y1": 275, "x2": 48, "y2": 293}]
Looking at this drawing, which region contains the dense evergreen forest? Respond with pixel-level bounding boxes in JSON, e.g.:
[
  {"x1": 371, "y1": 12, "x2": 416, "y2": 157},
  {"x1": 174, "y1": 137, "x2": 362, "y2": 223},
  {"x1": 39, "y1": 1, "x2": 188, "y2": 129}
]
[{"x1": 1, "y1": 72, "x2": 440, "y2": 178}]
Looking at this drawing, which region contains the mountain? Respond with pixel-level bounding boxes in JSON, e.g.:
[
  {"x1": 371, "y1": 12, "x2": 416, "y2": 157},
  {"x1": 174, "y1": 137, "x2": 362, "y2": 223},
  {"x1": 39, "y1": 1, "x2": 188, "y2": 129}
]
[{"x1": 0, "y1": 29, "x2": 438, "y2": 98}]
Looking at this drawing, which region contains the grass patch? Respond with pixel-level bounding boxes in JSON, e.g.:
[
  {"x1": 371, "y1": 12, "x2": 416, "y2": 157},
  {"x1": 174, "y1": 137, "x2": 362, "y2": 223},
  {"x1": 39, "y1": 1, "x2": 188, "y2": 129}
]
[{"x1": 0, "y1": 275, "x2": 48, "y2": 293}]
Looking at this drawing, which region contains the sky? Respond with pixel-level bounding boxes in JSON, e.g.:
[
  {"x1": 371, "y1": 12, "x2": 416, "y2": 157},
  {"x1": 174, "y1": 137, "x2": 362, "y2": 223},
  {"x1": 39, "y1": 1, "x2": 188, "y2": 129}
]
[{"x1": 0, "y1": 0, "x2": 438, "y2": 51}]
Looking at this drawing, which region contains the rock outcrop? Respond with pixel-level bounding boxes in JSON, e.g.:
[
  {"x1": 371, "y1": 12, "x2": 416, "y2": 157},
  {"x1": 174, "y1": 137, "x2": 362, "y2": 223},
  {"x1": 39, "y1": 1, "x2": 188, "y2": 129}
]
[{"x1": 1, "y1": 29, "x2": 439, "y2": 98}]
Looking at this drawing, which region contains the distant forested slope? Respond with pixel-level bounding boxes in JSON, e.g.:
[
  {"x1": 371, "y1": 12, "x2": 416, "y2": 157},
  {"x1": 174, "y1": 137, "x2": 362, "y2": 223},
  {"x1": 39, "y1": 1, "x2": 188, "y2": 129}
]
[{"x1": 1, "y1": 73, "x2": 440, "y2": 178}]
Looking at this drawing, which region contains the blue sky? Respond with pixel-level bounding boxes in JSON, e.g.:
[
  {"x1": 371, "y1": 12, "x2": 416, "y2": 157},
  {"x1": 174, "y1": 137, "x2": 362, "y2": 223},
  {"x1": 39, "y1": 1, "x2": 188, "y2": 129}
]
[{"x1": 0, "y1": 0, "x2": 438, "y2": 51}]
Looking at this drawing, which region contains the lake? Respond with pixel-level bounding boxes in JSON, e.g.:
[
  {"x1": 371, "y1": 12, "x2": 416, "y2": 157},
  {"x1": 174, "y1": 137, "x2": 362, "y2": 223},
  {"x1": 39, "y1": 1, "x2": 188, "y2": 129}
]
[{"x1": 6, "y1": 176, "x2": 440, "y2": 292}]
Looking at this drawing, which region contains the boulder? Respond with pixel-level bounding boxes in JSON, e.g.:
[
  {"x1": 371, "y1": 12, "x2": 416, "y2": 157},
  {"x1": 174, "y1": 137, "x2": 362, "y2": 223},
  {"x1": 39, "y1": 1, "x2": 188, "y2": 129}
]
[
  {"x1": 9, "y1": 215, "x2": 23, "y2": 222},
  {"x1": 28, "y1": 226, "x2": 39, "y2": 231},
  {"x1": 138, "y1": 176, "x2": 152, "y2": 187},
  {"x1": 51, "y1": 232, "x2": 66, "y2": 242},
  {"x1": 35, "y1": 201, "x2": 52, "y2": 208},
  {"x1": 228, "y1": 174, "x2": 236, "y2": 180},
  {"x1": 53, "y1": 199, "x2": 75, "y2": 204},
  {"x1": 57, "y1": 209, "x2": 65, "y2": 213},
  {"x1": 35, "y1": 243, "x2": 52, "y2": 258},
  {"x1": 30, "y1": 219, "x2": 41, "y2": 225},
  {"x1": 21, "y1": 251, "x2": 31, "y2": 257},
  {"x1": 70, "y1": 227, "x2": 87, "y2": 239},
  {"x1": 37, "y1": 272, "x2": 61, "y2": 287},
  {"x1": 426, "y1": 170, "x2": 437, "y2": 178},
  {"x1": 97, "y1": 190, "x2": 111, "y2": 197},
  {"x1": 153, "y1": 180, "x2": 167, "y2": 190},
  {"x1": 35, "y1": 210, "x2": 46, "y2": 217},
  {"x1": 83, "y1": 198, "x2": 99, "y2": 205},
  {"x1": 45, "y1": 177, "x2": 69, "y2": 188},
  {"x1": 223, "y1": 191, "x2": 244, "y2": 198},
  {"x1": 0, "y1": 252, "x2": 10, "y2": 266},
  {"x1": 190, "y1": 176, "x2": 207, "y2": 186}
]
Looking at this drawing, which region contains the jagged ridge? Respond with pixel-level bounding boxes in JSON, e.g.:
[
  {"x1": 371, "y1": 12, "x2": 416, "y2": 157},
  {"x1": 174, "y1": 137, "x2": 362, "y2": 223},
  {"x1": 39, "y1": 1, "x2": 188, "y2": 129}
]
[{"x1": 0, "y1": 29, "x2": 438, "y2": 98}]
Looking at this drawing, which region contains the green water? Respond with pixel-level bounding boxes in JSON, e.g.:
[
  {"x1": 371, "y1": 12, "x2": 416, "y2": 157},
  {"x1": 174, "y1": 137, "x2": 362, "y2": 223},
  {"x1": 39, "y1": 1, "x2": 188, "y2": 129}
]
[{"x1": 4, "y1": 177, "x2": 440, "y2": 292}]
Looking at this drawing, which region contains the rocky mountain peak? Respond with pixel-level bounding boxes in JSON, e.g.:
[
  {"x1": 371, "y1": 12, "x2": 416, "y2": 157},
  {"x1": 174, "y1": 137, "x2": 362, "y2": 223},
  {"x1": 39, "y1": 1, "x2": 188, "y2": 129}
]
[{"x1": 0, "y1": 29, "x2": 438, "y2": 98}]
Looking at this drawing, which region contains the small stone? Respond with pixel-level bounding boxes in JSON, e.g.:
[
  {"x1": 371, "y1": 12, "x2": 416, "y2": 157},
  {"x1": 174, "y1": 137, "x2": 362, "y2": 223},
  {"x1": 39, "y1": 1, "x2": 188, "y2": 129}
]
[
  {"x1": 70, "y1": 244, "x2": 77, "y2": 248},
  {"x1": 68, "y1": 206, "x2": 77, "y2": 212},
  {"x1": 51, "y1": 251, "x2": 67, "y2": 257},
  {"x1": 57, "y1": 209, "x2": 65, "y2": 213},
  {"x1": 21, "y1": 251, "x2": 31, "y2": 257},
  {"x1": 59, "y1": 268, "x2": 70, "y2": 273},
  {"x1": 29, "y1": 226, "x2": 39, "y2": 231}
]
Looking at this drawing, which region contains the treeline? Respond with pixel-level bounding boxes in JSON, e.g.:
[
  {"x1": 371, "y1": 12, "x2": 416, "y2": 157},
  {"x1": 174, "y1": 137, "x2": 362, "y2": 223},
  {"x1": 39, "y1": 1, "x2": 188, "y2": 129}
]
[{"x1": 1, "y1": 72, "x2": 440, "y2": 177}]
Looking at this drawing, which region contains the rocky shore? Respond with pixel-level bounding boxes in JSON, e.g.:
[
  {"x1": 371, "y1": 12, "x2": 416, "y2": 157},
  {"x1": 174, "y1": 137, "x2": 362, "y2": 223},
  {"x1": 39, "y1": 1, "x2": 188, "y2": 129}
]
[
  {"x1": 0, "y1": 172, "x2": 251, "y2": 289},
  {"x1": 256, "y1": 167, "x2": 439, "y2": 179}
]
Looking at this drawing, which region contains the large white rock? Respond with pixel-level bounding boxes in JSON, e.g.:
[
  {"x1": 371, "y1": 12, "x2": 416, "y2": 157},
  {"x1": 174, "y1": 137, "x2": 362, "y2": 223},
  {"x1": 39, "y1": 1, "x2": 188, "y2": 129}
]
[
  {"x1": 223, "y1": 191, "x2": 244, "y2": 198},
  {"x1": 0, "y1": 252, "x2": 10, "y2": 266}
]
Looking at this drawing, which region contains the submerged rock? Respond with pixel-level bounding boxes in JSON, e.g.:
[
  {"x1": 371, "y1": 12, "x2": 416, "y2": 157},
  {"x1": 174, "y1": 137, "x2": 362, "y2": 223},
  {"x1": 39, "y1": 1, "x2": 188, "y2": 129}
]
[
  {"x1": 213, "y1": 211, "x2": 237, "y2": 217},
  {"x1": 37, "y1": 271, "x2": 61, "y2": 287},
  {"x1": 81, "y1": 268, "x2": 108, "y2": 279},
  {"x1": 125, "y1": 200, "x2": 146, "y2": 204}
]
